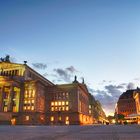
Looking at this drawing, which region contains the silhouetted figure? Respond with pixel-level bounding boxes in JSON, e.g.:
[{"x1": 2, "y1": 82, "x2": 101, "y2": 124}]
[
  {"x1": 0, "y1": 55, "x2": 10, "y2": 62},
  {"x1": 5, "y1": 55, "x2": 10, "y2": 62}
]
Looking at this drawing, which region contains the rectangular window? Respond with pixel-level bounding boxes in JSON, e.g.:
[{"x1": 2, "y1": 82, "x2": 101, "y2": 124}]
[
  {"x1": 4, "y1": 106, "x2": 8, "y2": 112},
  {"x1": 66, "y1": 106, "x2": 69, "y2": 111},
  {"x1": 66, "y1": 101, "x2": 69, "y2": 105},
  {"x1": 50, "y1": 116, "x2": 54, "y2": 121},
  {"x1": 25, "y1": 116, "x2": 30, "y2": 121},
  {"x1": 51, "y1": 102, "x2": 54, "y2": 106}
]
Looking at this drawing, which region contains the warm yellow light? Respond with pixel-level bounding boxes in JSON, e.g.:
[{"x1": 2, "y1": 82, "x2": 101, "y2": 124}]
[
  {"x1": 31, "y1": 100, "x2": 34, "y2": 104},
  {"x1": 51, "y1": 102, "x2": 54, "y2": 106},
  {"x1": 58, "y1": 101, "x2": 61, "y2": 106},
  {"x1": 66, "y1": 106, "x2": 69, "y2": 111},
  {"x1": 62, "y1": 107, "x2": 65, "y2": 111},
  {"x1": 55, "y1": 101, "x2": 58, "y2": 106},
  {"x1": 66, "y1": 116, "x2": 69, "y2": 121},
  {"x1": 62, "y1": 101, "x2": 65, "y2": 105},
  {"x1": 24, "y1": 106, "x2": 27, "y2": 110},
  {"x1": 25, "y1": 116, "x2": 30, "y2": 121},
  {"x1": 51, "y1": 107, "x2": 54, "y2": 111},
  {"x1": 32, "y1": 90, "x2": 35, "y2": 97},
  {"x1": 31, "y1": 106, "x2": 34, "y2": 110},
  {"x1": 24, "y1": 100, "x2": 27, "y2": 103},
  {"x1": 66, "y1": 101, "x2": 69, "y2": 105},
  {"x1": 58, "y1": 116, "x2": 62, "y2": 121},
  {"x1": 50, "y1": 116, "x2": 54, "y2": 121},
  {"x1": 112, "y1": 119, "x2": 116, "y2": 124}
]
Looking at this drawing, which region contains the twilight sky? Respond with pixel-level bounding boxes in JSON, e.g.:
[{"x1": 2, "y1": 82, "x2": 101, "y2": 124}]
[{"x1": 1, "y1": 0, "x2": 140, "y2": 115}]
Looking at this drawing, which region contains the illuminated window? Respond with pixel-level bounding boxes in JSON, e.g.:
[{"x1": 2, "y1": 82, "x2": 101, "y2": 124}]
[
  {"x1": 66, "y1": 92, "x2": 69, "y2": 98},
  {"x1": 66, "y1": 106, "x2": 69, "y2": 111},
  {"x1": 58, "y1": 116, "x2": 62, "y2": 121},
  {"x1": 66, "y1": 101, "x2": 69, "y2": 105},
  {"x1": 89, "y1": 110, "x2": 92, "y2": 114},
  {"x1": 24, "y1": 100, "x2": 27, "y2": 104},
  {"x1": 58, "y1": 101, "x2": 61, "y2": 106},
  {"x1": 27, "y1": 106, "x2": 30, "y2": 110},
  {"x1": 24, "y1": 106, "x2": 27, "y2": 110},
  {"x1": 50, "y1": 116, "x2": 54, "y2": 121},
  {"x1": 65, "y1": 116, "x2": 69, "y2": 125},
  {"x1": 25, "y1": 116, "x2": 30, "y2": 121},
  {"x1": 55, "y1": 107, "x2": 58, "y2": 111},
  {"x1": 89, "y1": 105, "x2": 91, "y2": 109},
  {"x1": 32, "y1": 90, "x2": 35, "y2": 97},
  {"x1": 29, "y1": 91, "x2": 31, "y2": 98},
  {"x1": 25, "y1": 93, "x2": 28, "y2": 98},
  {"x1": 13, "y1": 106, "x2": 17, "y2": 112},
  {"x1": 28, "y1": 100, "x2": 31, "y2": 104},
  {"x1": 62, "y1": 101, "x2": 65, "y2": 106},
  {"x1": 51, "y1": 102, "x2": 54, "y2": 106},
  {"x1": 51, "y1": 107, "x2": 54, "y2": 111},
  {"x1": 31, "y1": 100, "x2": 34, "y2": 104},
  {"x1": 40, "y1": 116, "x2": 44, "y2": 121},
  {"x1": 58, "y1": 107, "x2": 62, "y2": 111},
  {"x1": 62, "y1": 107, "x2": 65, "y2": 111},
  {"x1": 55, "y1": 101, "x2": 58, "y2": 106},
  {"x1": 4, "y1": 106, "x2": 8, "y2": 112},
  {"x1": 31, "y1": 106, "x2": 34, "y2": 111}
]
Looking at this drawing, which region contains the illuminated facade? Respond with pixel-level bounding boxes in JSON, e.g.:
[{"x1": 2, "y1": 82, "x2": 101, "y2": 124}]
[
  {"x1": 0, "y1": 56, "x2": 54, "y2": 125},
  {"x1": 0, "y1": 56, "x2": 106, "y2": 125},
  {"x1": 46, "y1": 77, "x2": 94, "y2": 125},
  {"x1": 115, "y1": 88, "x2": 140, "y2": 124}
]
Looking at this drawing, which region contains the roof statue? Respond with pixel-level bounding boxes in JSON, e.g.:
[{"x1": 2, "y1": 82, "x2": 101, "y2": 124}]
[
  {"x1": 82, "y1": 78, "x2": 85, "y2": 84},
  {"x1": 0, "y1": 55, "x2": 10, "y2": 62},
  {"x1": 73, "y1": 75, "x2": 78, "y2": 83}
]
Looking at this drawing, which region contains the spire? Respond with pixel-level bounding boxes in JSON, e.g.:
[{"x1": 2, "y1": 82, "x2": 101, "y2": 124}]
[{"x1": 73, "y1": 75, "x2": 78, "y2": 83}]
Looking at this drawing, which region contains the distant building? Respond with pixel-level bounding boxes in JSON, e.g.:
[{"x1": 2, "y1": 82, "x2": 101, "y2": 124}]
[
  {"x1": 115, "y1": 88, "x2": 140, "y2": 124},
  {"x1": 0, "y1": 56, "x2": 106, "y2": 125}
]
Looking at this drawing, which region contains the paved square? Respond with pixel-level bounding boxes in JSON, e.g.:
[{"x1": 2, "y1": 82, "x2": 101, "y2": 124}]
[{"x1": 0, "y1": 125, "x2": 140, "y2": 140}]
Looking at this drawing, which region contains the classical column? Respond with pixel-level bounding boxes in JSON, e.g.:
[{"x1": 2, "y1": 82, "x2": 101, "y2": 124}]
[
  {"x1": 1, "y1": 86, "x2": 5, "y2": 112},
  {"x1": 0, "y1": 86, "x2": 4, "y2": 111},
  {"x1": 8, "y1": 85, "x2": 14, "y2": 112}
]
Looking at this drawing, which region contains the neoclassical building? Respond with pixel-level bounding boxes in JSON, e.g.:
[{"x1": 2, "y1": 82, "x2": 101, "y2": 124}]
[
  {"x1": 0, "y1": 56, "x2": 106, "y2": 125},
  {"x1": 0, "y1": 56, "x2": 54, "y2": 125}
]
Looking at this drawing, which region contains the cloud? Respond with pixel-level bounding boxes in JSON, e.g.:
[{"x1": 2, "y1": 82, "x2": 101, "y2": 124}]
[
  {"x1": 89, "y1": 81, "x2": 137, "y2": 115},
  {"x1": 32, "y1": 63, "x2": 47, "y2": 70},
  {"x1": 105, "y1": 84, "x2": 123, "y2": 96},
  {"x1": 53, "y1": 66, "x2": 78, "y2": 82},
  {"x1": 66, "y1": 66, "x2": 77, "y2": 73},
  {"x1": 89, "y1": 83, "x2": 127, "y2": 115}
]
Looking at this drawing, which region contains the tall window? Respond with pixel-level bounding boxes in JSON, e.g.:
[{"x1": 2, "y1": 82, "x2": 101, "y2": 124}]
[
  {"x1": 23, "y1": 88, "x2": 35, "y2": 111},
  {"x1": 3, "y1": 86, "x2": 10, "y2": 112},
  {"x1": 12, "y1": 87, "x2": 20, "y2": 112}
]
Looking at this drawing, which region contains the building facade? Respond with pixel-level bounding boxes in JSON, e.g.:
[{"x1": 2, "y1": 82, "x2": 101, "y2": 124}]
[
  {"x1": 0, "y1": 56, "x2": 106, "y2": 125},
  {"x1": 0, "y1": 56, "x2": 54, "y2": 125},
  {"x1": 115, "y1": 88, "x2": 140, "y2": 124}
]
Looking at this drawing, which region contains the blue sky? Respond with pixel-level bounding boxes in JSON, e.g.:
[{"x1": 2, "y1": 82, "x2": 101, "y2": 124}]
[{"x1": 1, "y1": 0, "x2": 140, "y2": 115}]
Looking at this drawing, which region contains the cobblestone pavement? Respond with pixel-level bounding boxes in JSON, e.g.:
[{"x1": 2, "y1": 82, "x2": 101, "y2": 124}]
[{"x1": 0, "y1": 125, "x2": 140, "y2": 140}]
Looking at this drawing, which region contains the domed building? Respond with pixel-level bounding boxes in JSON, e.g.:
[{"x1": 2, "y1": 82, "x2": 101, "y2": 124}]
[
  {"x1": 115, "y1": 88, "x2": 140, "y2": 124},
  {"x1": 116, "y1": 90, "x2": 137, "y2": 117}
]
